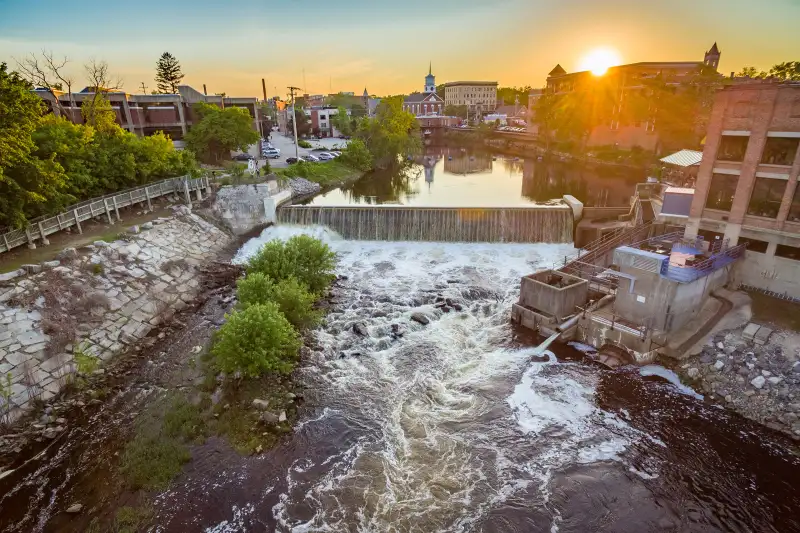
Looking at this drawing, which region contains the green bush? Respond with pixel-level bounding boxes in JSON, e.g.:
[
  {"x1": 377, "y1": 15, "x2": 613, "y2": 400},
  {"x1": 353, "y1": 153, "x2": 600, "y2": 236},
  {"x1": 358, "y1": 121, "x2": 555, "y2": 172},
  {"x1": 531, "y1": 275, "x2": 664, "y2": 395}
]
[
  {"x1": 120, "y1": 434, "x2": 190, "y2": 491},
  {"x1": 237, "y1": 273, "x2": 322, "y2": 330},
  {"x1": 212, "y1": 302, "x2": 301, "y2": 377},
  {"x1": 298, "y1": 139, "x2": 312, "y2": 148},
  {"x1": 339, "y1": 138, "x2": 373, "y2": 170},
  {"x1": 246, "y1": 235, "x2": 337, "y2": 294}
]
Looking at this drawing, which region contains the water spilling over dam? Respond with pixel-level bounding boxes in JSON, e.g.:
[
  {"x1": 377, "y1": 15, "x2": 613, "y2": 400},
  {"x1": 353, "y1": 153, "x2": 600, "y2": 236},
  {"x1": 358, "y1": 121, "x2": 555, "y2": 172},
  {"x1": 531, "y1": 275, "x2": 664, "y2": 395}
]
[{"x1": 277, "y1": 205, "x2": 573, "y2": 243}]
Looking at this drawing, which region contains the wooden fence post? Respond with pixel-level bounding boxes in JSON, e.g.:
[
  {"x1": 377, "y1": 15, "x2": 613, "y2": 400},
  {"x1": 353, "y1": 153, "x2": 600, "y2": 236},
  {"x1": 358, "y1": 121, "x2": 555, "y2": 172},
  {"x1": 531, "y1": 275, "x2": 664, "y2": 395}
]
[
  {"x1": 73, "y1": 209, "x2": 82, "y2": 234},
  {"x1": 112, "y1": 196, "x2": 121, "y2": 221},
  {"x1": 144, "y1": 187, "x2": 153, "y2": 212},
  {"x1": 183, "y1": 179, "x2": 192, "y2": 207}
]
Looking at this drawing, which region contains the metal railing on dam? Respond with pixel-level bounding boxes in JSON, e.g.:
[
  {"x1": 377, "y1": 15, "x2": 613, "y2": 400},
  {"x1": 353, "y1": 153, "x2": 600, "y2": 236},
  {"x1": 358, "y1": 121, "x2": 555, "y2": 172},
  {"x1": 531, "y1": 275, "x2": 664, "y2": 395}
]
[{"x1": 277, "y1": 205, "x2": 573, "y2": 243}]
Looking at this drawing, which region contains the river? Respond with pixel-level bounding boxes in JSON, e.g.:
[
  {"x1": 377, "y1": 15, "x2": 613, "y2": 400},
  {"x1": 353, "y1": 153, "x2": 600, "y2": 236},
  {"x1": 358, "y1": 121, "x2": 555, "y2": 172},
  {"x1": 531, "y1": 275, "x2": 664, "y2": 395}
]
[
  {"x1": 144, "y1": 226, "x2": 799, "y2": 533},
  {"x1": 305, "y1": 147, "x2": 642, "y2": 208}
]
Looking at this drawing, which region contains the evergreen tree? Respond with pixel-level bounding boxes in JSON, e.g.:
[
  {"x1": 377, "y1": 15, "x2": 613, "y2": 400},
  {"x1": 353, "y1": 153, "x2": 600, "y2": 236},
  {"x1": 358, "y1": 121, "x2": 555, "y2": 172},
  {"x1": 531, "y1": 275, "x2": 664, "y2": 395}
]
[{"x1": 154, "y1": 52, "x2": 184, "y2": 94}]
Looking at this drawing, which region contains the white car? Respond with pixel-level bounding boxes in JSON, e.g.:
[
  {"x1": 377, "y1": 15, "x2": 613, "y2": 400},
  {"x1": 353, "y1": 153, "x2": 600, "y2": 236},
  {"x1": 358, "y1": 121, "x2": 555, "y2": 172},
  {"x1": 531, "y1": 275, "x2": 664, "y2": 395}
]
[
  {"x1": 262, "y1": 148, "x2": 281, "y2": 159},
  {"x1": 301, "y1": 154, "x2": 320, "y2": 162},
  {"x1": 329, "y1": 151, "x2": 341, "y2": 157},
  {"x1": 317, "y1": 152, "x2": 335, "y2": 161}
]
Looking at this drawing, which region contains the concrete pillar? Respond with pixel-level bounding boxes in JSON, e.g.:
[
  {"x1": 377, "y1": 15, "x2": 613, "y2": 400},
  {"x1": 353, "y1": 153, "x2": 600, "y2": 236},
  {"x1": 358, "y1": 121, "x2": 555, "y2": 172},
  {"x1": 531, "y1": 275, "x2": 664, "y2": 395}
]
[
  {"x1": 25, "y1": 227, "x2": 36, "y2": 249},
  {"x1": 775, "y1": 142, "x2": 800, "y2": 226},
  {"x1": 177, "y1": 103, "x2": 188, "y2": 135},
  {"x1": 121, "y1": 98, "x2": 135, "y2": 133},
  {"x1": 73, "y1": 209, "x2": 82, "y2": 234},
  {"x1": 104, "y1": 198, "x2": 114, "y2": 224},
  {"x1": 37, "y1": 222, "x2": 50, "y2": 246},
  {"x1": 112, "y1": 196, "x2": 121, "y2": 221},
  {"x1": 144, "y1": 187, "x2": 153, "y2": 212},
  {"x1": 2, "y1": 233, "x2": 11, "y2": 251},
  {"x1": 254, "y1": 104, "x2": 262, "y2": 137},
  {"x1": 766, "y1": 241, "x2": 778, "y2": 256},
  {"x1": 195, "y1": 183, "x2": 203, "y2": 201},
  {"x1": 183, "y1": 180, "x2": 192, "y2": 207}
]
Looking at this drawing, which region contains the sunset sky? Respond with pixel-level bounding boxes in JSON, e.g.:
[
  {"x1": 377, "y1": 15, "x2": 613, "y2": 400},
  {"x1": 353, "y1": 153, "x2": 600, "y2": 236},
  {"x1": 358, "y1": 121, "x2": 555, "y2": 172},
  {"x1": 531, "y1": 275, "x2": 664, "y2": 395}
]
[{"x1": 1, "y1": 0, "x2": 798, "y2": 99}]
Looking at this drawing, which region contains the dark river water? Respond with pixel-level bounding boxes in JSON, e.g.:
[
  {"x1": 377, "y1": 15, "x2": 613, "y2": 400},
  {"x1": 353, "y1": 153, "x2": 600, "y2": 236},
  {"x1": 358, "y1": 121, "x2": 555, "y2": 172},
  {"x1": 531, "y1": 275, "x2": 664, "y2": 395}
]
[
  {"x1": 2, "y1": 227, "x2": 799, "y2": 533},
  {"x1": 306, "y1": 147, "x2": 642, "y2": 208}
]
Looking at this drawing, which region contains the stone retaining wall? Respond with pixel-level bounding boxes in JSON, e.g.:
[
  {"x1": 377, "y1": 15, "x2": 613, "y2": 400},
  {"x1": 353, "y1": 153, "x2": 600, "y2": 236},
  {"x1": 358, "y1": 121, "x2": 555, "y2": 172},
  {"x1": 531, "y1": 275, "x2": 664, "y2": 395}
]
[{"x1": 0, "y1": 209, "x2": 232, "y2": 423}]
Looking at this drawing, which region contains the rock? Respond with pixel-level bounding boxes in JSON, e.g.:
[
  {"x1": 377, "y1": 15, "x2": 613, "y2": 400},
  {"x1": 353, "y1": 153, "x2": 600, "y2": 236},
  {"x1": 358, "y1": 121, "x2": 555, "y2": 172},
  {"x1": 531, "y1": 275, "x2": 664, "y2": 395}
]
[
  {"x1": 278, "y1": 410, "x2": 287, "y2": 423},
  {"x1": 65, "y1": 503, "x2": 83, "y2": 514},
  {"x1": 767, "y1": 377, "x2": 783, "y2": 385},
  {"x1": 42, "y1": 260, "x2": 60, "y2": 269},
  {"x1": 0, "y1": 269, "x2": 24, "y2": 282},
  {"x1": 531, "y1": 354, "x2": 549, "y2": 363},
  {"x1": 93, "y1": 241, "x2": 109, "y2": 248},
  {"x1": 190, "y1": 345, "x2": 203, "y2": 354},
  {"x1": 687, "y1": 367, "x2": 699, "y2": 378},
  {"x1": 252, "y1": 399, "x2": 270, "y2": 410},
  {"x1": 716, "y1": 342, "x2": 724, "y2": 350},
  {"x1": 751, "y1": 376, "x2": 766, "y2": 389},
  {"x1": 141, "y1": 222, "x2": 154, "y2": 230},
  {"x1": 761, "y1": 370, "x2": 772, "y2": 377},
  {"x1": 260, "y1": 412, "x2": 279, "y2": 424},
  {"x1": 255, "y1": 444, "x2": 263, "y2": 453},
  {"x1": 352, "y1": 323, "x2": 369, "y2": 336},
  {"x1": 286, "y1": 392, "x2": 297, "y2": 401},
  {"x1": 410, "y1": 312, "x2": 430, "y2": 326},
  {"x1": 42, "y1": 426, "x2": 63, "y2": 439},
  {"x1": 21, "y1": 264, "x2": 42, "y2": 274},
  {"x1": 714, "y1": 360, "x2": 725, "y2": 371},
  {"x1": 699, "y1": 354, "x2": 713, "y2": 364}
]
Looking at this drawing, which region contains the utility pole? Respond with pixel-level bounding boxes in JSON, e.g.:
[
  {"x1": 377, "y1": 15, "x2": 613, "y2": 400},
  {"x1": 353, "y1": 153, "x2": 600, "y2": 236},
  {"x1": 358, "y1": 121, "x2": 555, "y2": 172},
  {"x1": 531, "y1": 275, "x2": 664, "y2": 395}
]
[
  {"x1": 288, "y1": 86, "x2": 302, "y2": 159},
  {"x1": 140, "y1": 82, "x2": 148, "y2": 94}
]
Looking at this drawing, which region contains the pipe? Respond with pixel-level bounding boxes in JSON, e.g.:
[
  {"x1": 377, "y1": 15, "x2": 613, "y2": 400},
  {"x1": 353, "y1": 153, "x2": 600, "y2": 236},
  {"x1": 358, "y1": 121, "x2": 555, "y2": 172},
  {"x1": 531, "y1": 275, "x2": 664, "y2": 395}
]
[{"x1": 555, "y1": 293, "x2": 615, "y2": 332}]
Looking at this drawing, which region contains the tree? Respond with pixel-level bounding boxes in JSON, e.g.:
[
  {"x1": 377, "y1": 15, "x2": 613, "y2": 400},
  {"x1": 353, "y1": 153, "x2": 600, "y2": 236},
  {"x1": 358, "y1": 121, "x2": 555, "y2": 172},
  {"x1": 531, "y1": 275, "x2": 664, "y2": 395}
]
[
  {"x1": 237, "y1": 274, "x2": 322, "y2": 330},
  {"x1": 497, "y1": 86, "x2": 532, "y2": 107},
  {"x1": 287, "y1": 108, "x2": 311, "y2": 138},
  {"x1": 768, "y1": 61, "x2": 800, "y2": 81},
  {"x1": 246, "y1": 235, "x2": 338, "y2": 295},
  {"x1": 354, "y1": 96, "x2": 421, "y2": 169},
  {"x1": 81, "y1": 59, "x2": 123, "y2": 134},
  {"x1": 212, "y1": 302, "x2": 301, "y2": 377},
  {"x1": 184, "y1": 102, "x2": 259, "y2": 162},
  {"x1": 331, "y1": 106, "x2": 352, "y2": 136},
  {"x1": 531, "y1": 93, "x2": 559, "y2": 151},
  {"x1": 444, "y1": 104, "x2": 468, "y2": 119},
  {"x1": 736, "y1": 66, "x2": 767, "y2": 79},
  {"x1": 155, "y1": 52, "x2": 184, "y2": 94},
  {"x1": 339, "y1": 138, "x2": 373, "y2": 170},
  {"x1": 15, "y1": 50, "x2": 75, "y2": 115}
]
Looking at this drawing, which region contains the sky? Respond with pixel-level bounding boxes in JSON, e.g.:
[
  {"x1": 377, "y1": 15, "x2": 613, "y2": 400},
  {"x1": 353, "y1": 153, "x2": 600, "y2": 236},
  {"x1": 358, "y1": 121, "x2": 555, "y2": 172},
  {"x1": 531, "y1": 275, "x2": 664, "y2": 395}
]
[{"x1": 1, "y1": 0, "x2": 798, "y2": 99}]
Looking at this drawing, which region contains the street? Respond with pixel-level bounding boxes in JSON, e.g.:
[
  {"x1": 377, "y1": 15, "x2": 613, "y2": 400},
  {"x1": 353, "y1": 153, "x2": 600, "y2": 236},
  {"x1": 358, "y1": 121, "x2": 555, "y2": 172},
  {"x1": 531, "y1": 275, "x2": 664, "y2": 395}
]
[{"x1": 243, "y1": 133, "x2": 350, "y2": 168}]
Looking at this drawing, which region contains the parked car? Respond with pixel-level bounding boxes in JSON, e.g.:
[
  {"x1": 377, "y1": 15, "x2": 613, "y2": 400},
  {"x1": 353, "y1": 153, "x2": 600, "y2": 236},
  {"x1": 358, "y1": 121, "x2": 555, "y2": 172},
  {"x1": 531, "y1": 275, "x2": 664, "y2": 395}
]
[
  {"x1": 329, "y1": 150, "x2": 342, "y2": 157},
  {"x1": 232, "y1": 153, "x2": 254, "y2": 161},
  {"x1": 262, "y1": 149, "x2": 281, "y2": 159},
  {"x1": 301, "y1": 155, "x2": 319, "y2": 162},
  {"x1": 262, "y1": 142, "x2": 274, "y2": 150},
  {"x1": 286, "y1": 157, "x2": 299, "y2": 164},
  {"x1": 317, "y1": 152, "x2": 335, "y2": 161}
]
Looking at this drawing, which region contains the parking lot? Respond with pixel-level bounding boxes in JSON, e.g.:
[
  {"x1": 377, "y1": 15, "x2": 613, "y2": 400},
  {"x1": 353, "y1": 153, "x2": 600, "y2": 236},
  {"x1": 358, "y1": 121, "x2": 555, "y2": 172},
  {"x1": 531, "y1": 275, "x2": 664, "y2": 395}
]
[{"x1": 242, "y1": 132, "x2": 350, "y2": 169}]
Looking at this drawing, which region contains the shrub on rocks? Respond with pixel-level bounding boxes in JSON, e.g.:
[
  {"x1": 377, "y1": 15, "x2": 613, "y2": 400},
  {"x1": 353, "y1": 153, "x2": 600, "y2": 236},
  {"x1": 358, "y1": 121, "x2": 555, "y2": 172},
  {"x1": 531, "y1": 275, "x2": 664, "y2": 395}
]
[
  {"x1": 237, "y1": 274, "x2": 322, "y2": 330},
  {"x1": 246, "y1": 235, "x2": 337, "y2": 295},
  {"x1": 212, "y1": 302, "x2": 301, "y2": 377}
]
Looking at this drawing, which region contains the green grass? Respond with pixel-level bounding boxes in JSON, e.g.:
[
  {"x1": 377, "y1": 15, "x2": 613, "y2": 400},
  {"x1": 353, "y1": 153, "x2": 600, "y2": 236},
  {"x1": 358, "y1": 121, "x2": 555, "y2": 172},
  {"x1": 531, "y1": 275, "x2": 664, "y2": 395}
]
[
  {"x1": 275, "y1": 160, "x2": 362, "y2": 187},
  {"x1": 120, "y1": 434, "x2": 191, "y2": 491},
  {"x1": 114, "y1": 505, "x2": 155, "y2": 533}
]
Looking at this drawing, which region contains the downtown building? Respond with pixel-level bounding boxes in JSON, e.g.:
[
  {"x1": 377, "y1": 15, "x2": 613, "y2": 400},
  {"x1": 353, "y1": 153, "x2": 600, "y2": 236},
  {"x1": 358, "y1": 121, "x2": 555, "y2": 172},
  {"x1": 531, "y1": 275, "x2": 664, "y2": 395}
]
[
  {"x1": 685, "y1": 81, "x2": 800, "y2": 299},
  {"x1": 34, "y1": 85, "x2": 262, "y2": 143},
  {"x1": 403, "y1": 65, "x2": 444, "y2": 117},
  {"x1": 443, "y1": 81, "x2": 498, "y2": 115},
  {"x1": 529, "y1": 43, "x2": 722, "y2": 151}
]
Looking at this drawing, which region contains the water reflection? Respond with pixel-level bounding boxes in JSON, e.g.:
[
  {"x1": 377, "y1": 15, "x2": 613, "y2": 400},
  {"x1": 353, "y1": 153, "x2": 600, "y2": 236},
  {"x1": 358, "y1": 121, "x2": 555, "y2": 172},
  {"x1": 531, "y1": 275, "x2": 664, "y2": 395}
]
[{"x1": 305, "y1": 146, "x2": 642, "y2": 207}]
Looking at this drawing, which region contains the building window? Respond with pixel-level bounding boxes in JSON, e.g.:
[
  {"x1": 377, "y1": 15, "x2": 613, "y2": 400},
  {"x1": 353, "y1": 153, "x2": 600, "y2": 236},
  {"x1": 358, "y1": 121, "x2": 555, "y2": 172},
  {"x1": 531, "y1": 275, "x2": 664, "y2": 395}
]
[
  {"x1": 775, "y1": 244, "x2": 800, "y2": 261},
  {"x1": 705, "y1": 173, "x2": 739, "y2": 211},
  {"x1": 788, "y1": 184, "x2": 800, "y2": 223},
  {"x1": 738, "y1": 237, "x2": 769, "y2": 253},
  {"x1": 761, "y1": 137, "x2": 799, "y2": 166},
  {"x1": 717, "y1": 135, "x2": 749, "y2": 161},
  {"x1": 747, "y1": 177, "x2": 786, "y2": 218}
]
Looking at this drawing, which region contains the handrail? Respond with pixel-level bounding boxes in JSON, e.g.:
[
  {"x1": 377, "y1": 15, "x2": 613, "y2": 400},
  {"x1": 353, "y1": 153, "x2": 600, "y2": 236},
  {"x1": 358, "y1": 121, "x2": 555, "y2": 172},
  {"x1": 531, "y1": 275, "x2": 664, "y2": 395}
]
[{"x1": 0, "y1": 175, "x2": 210, "y2": 255}]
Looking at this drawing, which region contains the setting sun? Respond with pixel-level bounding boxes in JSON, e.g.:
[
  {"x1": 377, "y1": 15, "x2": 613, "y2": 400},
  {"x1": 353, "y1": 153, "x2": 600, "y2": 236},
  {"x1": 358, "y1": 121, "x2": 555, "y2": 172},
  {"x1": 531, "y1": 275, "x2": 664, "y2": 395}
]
[{"x1": 578, "y1": 47, "x2": 623, "y2": 76}]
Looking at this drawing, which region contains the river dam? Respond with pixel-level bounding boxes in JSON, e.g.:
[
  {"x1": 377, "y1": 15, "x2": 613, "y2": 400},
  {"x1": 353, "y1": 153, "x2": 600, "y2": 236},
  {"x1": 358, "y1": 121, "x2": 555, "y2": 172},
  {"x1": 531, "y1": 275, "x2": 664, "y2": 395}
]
[{"x1": 277, "y1": 204, "x2": 574, "y2": 243}]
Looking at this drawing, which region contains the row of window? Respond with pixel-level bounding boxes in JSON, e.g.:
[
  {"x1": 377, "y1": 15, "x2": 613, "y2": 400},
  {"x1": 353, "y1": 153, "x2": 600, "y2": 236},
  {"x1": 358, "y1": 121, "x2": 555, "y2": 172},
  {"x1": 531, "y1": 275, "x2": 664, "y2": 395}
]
[
  {"x1": 706, "y1": 173, "x2": 800, "y2": 221},
  {"x1": 699, "y1": 230, "x2": 800, "y2": 260},
  {"x1": 717, "y1": 135, "x2": 799, "y2": 166}
]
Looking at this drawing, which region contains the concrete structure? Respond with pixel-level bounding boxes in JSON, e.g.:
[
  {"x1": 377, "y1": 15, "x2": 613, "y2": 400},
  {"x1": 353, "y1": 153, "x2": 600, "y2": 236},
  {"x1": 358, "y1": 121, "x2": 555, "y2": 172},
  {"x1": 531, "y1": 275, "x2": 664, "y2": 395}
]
[
  {"x1": 34, "y1": 84, "x2": 261, "y2": 141},
  {"x1": 530, "y1": 43, "x2": 721, "y2": 151},
  {"x1": 310, "y1": 107, "x2": 346, "y2": 138},
  {"x1": 684, "y1": 82, "x2": 800, "y2": 300},
  {"x1": 443, "y1": 81, "x2": 498, "y2": 114},
  {"x1": 403, "y1": 64, "x2": 444, "y2": 116}
]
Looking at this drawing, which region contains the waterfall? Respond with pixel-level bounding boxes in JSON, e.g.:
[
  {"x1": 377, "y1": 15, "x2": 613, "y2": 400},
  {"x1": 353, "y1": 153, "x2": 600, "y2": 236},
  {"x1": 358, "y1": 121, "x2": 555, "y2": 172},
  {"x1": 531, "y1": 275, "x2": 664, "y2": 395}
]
[{"x1": 277, "y1": 206, "x2": 573, "y2": 243}]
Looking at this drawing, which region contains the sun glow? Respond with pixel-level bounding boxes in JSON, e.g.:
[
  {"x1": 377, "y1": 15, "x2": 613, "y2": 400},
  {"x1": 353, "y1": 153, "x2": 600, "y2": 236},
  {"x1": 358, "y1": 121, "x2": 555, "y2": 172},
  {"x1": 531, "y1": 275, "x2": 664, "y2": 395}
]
[{"x1": 578, "y1": 48, "x2": 622, "y2": 76}]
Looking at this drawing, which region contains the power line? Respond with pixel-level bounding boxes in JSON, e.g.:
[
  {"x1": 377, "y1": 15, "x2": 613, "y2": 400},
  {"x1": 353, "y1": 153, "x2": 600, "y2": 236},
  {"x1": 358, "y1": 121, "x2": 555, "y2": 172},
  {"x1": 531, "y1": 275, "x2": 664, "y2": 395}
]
[
  {"x1": 288, "y1": 85, "x2": 302, "y2": 159},
  {"x1": 139, "y1": 81, "x2": 148, "y2": 94}
]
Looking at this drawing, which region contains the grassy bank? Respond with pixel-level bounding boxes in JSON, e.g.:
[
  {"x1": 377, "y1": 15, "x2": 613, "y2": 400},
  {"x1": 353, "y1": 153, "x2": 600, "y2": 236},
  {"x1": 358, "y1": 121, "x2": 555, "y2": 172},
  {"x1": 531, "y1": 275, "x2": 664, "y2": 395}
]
[{"x1": 275, "y1": 160, "x2": 364, "y2": 188}]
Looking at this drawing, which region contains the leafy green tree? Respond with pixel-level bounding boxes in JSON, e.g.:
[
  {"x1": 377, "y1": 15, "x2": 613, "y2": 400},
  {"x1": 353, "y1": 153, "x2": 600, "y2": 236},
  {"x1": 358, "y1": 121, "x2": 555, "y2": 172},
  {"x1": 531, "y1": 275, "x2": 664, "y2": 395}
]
[
  {"x1": 185, "y1": 102, "x2": 259, "y2": 163},
  {"x1": 212, "y1": 302, "x2": 301, "y2": 377},
  {"x1": 155, "y1": 52, "x2": 184, "y2": 94},
  {"x1": 497, "y1": 86, "x2": 532, "y2": 107},
  {"x1": 340, "y1": 138, "x2": 373, "y2": 170},
  {"x1": 246, "y1": 235, "x2": 338, "y2": 295},
  {"x1": 331, "y1": 106, "x2": 352, "y2": 136},
  {"x1": 0, "y1": 62, "x2": 42, "y2": 178},
  {"x1": 81, "y1": 94, "x2": 118, "y2": 133},
  {"x1": 237, "y1": 274, "x2": 322, "y2": 330},
  {"x1": 768, "y1": 61, "x2": 800, "y2": 81},
  {"x1": 31, "y1": 115, "x2": 95, "y2": 199},
  {"x1": 349, "y1": 103, "x2": 367, "y2": 118},
  {"x1": 444, "y1": 105, "x2": 468, "y2": 119},
  {"x1": 288, "y1": 108, "x2": 311, "y2": 138},
  {"x1": 354, "y1": 96, "x2": 421, "y2": 169}
]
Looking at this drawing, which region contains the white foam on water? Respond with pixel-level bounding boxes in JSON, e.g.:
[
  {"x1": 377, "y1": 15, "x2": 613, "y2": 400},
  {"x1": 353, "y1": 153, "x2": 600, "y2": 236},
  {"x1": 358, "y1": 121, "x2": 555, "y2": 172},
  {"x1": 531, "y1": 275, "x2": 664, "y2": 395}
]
[
  {"x1": 231, "y1": 226, "x2": 649, "y2": 532},
  {"x1": 639, "y1": 364, "x2": 704, "y2": 400}
]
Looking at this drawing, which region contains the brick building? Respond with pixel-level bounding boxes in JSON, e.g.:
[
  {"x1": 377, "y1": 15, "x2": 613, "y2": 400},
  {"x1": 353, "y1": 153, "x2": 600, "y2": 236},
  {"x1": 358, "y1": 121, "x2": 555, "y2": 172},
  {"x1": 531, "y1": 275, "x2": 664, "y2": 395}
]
[
  {"x1": 684, "y1": 82, "x2": 800, "y2": 298},
  {"x1": 530, "y1": 43, "x2": 722, "y2": 151},
  {"x1": 443, "y1": 81, "x2": 498, "y2": 114},
  {"x1": 403, "y1": 64, "x2": 444, "y2": 116},
  {"x1": 34, "y1": 85, "x2": 261, "y2": 142}
]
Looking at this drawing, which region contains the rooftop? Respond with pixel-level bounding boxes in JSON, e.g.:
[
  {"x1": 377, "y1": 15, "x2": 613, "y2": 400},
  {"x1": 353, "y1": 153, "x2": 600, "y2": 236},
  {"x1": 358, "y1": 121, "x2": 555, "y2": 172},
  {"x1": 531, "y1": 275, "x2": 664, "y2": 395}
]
[{"x1": 443, "y1": 81, "x2": 499, "y2": 87}]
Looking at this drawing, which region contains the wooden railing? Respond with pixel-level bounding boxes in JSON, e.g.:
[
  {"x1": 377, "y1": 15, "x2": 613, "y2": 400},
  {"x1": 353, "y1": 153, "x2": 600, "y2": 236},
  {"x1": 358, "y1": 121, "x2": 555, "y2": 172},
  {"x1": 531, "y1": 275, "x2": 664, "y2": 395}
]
[{"x1": 0, "y1": 176, "x2": 210, "y2": 255}]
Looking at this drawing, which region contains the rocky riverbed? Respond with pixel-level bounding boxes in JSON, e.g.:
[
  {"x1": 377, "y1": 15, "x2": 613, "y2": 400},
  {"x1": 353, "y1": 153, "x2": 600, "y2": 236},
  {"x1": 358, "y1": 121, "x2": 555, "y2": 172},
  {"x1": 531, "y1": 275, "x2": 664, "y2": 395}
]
[{"x1": 676, "y1": 325, "x2": 800, "y2": 438}]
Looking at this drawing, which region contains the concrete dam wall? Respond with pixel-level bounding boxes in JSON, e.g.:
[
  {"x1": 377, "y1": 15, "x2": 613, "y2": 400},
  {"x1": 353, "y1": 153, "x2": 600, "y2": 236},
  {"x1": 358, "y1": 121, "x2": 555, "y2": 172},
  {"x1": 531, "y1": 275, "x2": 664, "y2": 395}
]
[{"x1": 277, "y1": 205, "x2": 573, "y2": 243}]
